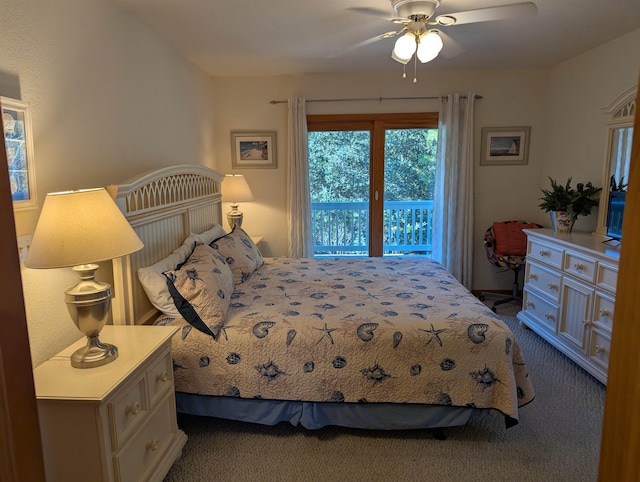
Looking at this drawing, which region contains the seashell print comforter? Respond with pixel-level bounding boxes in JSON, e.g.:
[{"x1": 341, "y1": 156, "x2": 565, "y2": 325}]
[{"x1": 158, "y1": 257, "x2": 534, "y2": 426}]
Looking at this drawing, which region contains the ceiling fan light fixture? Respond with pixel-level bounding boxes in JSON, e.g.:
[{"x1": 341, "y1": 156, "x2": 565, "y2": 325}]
[
  {"x1": 416, "y1": 30, "x2": 443, "y2": 63},
  {"x1": 392, "y1": 32, "x2": 417, "y2": 62}
]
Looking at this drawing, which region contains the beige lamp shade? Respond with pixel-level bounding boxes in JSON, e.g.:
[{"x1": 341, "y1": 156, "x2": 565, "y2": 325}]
[
  {"x1": 221, "y1": 174, "x2": 254, "y2": 203},
  {"x1": 25, "y1": 188, "x2": 144, "y2": 269}
]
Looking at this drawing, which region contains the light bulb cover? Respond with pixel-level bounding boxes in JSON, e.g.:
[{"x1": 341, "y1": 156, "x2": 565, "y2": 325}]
[
  {"x1": 417, "y1": 30, "x2": 443, "y2": 63},
  {"x1": 392, "y1": 32, "x2": 417, "y2": 62}
]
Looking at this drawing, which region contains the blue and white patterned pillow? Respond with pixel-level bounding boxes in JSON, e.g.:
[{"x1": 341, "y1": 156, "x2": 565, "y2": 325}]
[
  {"x1": 164, "y1": 243, "x2": 234, "y2": 336},
  {"x1": 210, "y1": 226, "x2": 263, "y2": 284}
]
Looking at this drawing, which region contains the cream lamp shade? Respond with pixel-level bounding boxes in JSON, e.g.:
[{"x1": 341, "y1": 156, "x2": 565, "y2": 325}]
[
  {"x1": 221, "y1": 174, "x2": 254, "y2": 230},
  {"x1": 25, "y1": 188, "x2": 143, "y2": 369}
]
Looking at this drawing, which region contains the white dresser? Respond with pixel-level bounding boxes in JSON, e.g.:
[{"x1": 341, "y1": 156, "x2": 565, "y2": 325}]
[
  {"x1": 33, "y1": 325, "x2": 187, "y2": 481},
  {"x1": 516, "y1": 229, "x2": 621, "y2": 385}
]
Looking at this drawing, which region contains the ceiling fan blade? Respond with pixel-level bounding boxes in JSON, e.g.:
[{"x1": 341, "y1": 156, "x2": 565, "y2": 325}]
[
  {"x1": 436, "y1": 2, "x2": 537, "y2": 26},
  {"x1": 346, "y1": 7, "x2": 391, "y2": 19},
  {"x1": 327, "y1": 35, "x2": 385, "y2": 58},
  {"x1": 435, "y1": 30, "x2": 466, "y2": 59}
]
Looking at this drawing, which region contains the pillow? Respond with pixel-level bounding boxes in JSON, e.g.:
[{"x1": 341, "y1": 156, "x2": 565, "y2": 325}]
[
  {"x1": 493, "y1": 222, "x2": 539, "y2": 256},
  {"x1": 138, "y1": 233, "x2": 199, "y2": 317},
  {"x1": 210, "y1": 226, "x2": 263, "y2": 284},
  {"x1": 196, "y1": 224, "x2": 227, "y2": 245},
  {"x1": 163, "y1": 243, "x2": 234, "y2": 338}
]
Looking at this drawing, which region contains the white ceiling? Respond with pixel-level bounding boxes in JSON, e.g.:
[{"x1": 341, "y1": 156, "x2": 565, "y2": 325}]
[{"x1": 113, "y1": 0, "x2": 640, "y2": 77}]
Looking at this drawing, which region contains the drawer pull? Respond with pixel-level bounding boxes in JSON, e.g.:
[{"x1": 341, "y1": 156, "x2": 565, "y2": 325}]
[
  {"x1": 525, "y1": 301, "x2": 535, "y2": 309},
  {"x1": 146, "y1": 438, "x2": 159, "y2": 452},
  {"x1": 544, "y1": 313, "x2": 555, "y2": 321},
  {"x1": 599, "y1": 309, "x2": 611, "y2": 318},
  {"x1": 539, "y1": 250, "x2": 550, "y2": 257},
  {"x1": 125, "y1": 401, "x2": 141, "y2": 416},
  {"x1": 156, "y1": 371, "x2": 169, "y2": 383},
  {"x1": 583, "y1": 320, "x2": 592, "y2": 327},
  {"x1": 595, "y1": 345, "x2": 606, "y2": 354},
  {"x1": 527, "y1": 273, "x2": 538, "y2": 281},
  {"x1": 574, "y1": 263, "x2": 584, "y2": 271},
  {"x1": 547, "y1": 283, "x2": 558, "y2": 290}
]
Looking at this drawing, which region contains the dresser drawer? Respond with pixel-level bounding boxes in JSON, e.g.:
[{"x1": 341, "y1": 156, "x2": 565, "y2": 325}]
[
  {"x1": 522, "y1": 288, "x2": 559, "y2": 334},
  {"x1": 588, "y1": 328, "x2": 611, "y2": 373},
  {"x1": 108, "y1": 375, "x2": 149, "y2": 451},
  {"x1": 525, "y1": 261, "x2": 562, "y2": 303},
  {"x1": 115, "y1": 393, "x2": 176, "y2": 482},
  {"x1": 527, "y1": 239, "x2": 563, "y2": 269},
  {"x1": 564, "y1": 251, "x2": 596, "y2": 283},
  {"x1": 593, "y1": 292, "x2": 615, "y2": 334},
  {"x1": 148, "y1": 350, "x2": 174, "y2": 408},
  {"x1": 596, "y1": 262, "x2": 618, "y2": 294}
]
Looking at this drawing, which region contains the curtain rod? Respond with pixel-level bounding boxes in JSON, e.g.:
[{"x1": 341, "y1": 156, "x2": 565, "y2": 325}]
[{"x1": 269, "y1": 94, "x2": 482, "y2": 105}]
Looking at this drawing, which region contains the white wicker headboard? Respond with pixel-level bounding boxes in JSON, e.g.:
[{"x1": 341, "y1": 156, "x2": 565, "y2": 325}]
[{"x1": 110, "y1": 164, "x2": 224, "y2": 325}]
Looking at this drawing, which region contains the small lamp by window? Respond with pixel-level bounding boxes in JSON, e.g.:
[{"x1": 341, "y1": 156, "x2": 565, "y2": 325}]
[
  {"x1": 221, "y1": 174, "x2": 254, "y2": 230},
  {"x1": 25, "y1": 188, "x2": 143, "y2": 368}
]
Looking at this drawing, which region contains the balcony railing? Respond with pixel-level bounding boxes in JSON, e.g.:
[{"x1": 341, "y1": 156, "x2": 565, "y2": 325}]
[{"x1": 311, "y1": 200, "x2": 434, "y2": 256}]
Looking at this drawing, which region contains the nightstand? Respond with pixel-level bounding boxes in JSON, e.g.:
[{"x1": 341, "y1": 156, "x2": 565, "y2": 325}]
[{"x1": 33, "y1": 325, "x2": 187, "y2": 482}]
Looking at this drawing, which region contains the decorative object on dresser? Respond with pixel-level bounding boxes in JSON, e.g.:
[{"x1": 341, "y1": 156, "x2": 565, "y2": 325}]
[
  {"x1": 221, "y1": 173, "x2": 254, "y2": 229},
  {"x1": 538, "y1": 177, "x2": 602, "y2": 233},
  {"x1": 479, "y1": 220, "x2": 542, "y2": 313},
  {"x1": 517, "y1": 228, "x2": 620, "y2": 384},
  {"x1": 33, "y1": 325, "x2": 187, "y2": 482},
  {"x1": 25, "y1": 188, "x2": 143, "y2": 368}
]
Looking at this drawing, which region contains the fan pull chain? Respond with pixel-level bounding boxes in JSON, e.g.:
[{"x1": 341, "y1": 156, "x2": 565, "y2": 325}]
[
  {"x1": 413, "y1": 54, "x2": 418, "y2": 83},
  {"x1": 402, "y1": 63, "x2": 407, "y2": 79}
]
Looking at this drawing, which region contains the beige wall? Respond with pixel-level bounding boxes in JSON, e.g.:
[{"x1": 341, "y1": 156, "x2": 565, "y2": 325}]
[
  {"x1": 0, "y1": 0, "x2": 217, "y2": 366},
  {"x1": 1, "y1": 0, "x2": 638, "y2": 367}
]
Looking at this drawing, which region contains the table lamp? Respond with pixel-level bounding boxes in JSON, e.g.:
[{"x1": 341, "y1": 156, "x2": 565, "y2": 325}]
[
  {"x1": 25, "y1": 188, "x2": 143, "y2": 368},
  {"x1": 221, "y1": 174, "x2": 254, "y2": 230}
]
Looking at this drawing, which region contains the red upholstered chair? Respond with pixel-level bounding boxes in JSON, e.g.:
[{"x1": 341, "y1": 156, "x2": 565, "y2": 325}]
[{"x1": 479, "y1": 220, "x2": 543, "y2": 313}]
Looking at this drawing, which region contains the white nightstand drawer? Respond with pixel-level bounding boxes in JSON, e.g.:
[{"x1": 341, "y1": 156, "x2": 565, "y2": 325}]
[
  {"x1": 564, "y1": 251, "x2": 596, "y2": 283},
  {"x1": 148, "y1": 351, "x2": 174, "y2": 408},
  {"x1": 527, "y1": 239, "x2": 563, "y2": 269},
  {"x1": 596, "y1": 262, "x2": 618, "y2": 294},
  {"x1": 588, "y1": 328, "x2": 611, "y2": 373},
  {"x1": 109, "y1": 375, "x2": 149, "y2": 451},
  {"x1": 593, "y1": 293, "x2": 615, "y2": 333},
  {"x1": 115, "y1": 393, "x2": 175, "y2": 482},
  {"x1": 525, "y1": 261, "x2": 562, "y2": 303}
]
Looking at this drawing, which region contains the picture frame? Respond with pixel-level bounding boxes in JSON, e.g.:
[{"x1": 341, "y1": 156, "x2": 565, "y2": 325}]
[
  {"x1": 2, "y1": 97, "x2": 37, "y2": 210},
  {"x1": 231, "y1": 131, "x2": 277, "y2": 169},
  {"x1": 480, "y1": 126, "x2": 531, "y2": 166}
]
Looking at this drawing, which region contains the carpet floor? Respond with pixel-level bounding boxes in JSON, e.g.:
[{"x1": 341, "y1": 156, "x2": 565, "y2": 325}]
[{"x1": 164, "y1": 302, "x2": 606, "y2": 482}]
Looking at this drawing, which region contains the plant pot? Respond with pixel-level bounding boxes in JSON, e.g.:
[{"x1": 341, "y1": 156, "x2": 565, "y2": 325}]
[{"x1": 550, "y1": 210, "x2": 575, "y2": 233}]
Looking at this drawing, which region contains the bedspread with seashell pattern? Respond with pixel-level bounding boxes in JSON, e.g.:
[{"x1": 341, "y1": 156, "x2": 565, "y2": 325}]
[{"x1": 157, "y1": 257, "x2": 534, "y2": 426}]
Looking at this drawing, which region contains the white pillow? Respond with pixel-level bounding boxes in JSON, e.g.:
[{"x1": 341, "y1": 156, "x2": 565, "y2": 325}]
[
  {"x1": 137, "y1": 233, "x2": 199, "y2": 317},
  {"x1": 196, "y1": 224, "x2": 227, "y2": 245}
]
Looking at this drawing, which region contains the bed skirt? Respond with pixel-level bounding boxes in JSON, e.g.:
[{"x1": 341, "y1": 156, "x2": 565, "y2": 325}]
[{"x1": 175, "y1": 393, "x2": 493, "y2": 430}]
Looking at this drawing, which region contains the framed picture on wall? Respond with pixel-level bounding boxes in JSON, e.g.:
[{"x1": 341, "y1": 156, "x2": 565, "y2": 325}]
[
  {"x1": 1, "y1": 97, "x2": 37, "y2": 210},
  {"x1": 231, "y1": 131, "x2": 277, "y2": 169},
  {"x1": 480, "y1": 126, "x2": 531, "y2": 166}
]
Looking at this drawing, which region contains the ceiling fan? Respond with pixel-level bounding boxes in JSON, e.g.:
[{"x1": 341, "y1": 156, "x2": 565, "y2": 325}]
[{"x1": 349, "y1": 0, "x2": 537, "y2": 81}]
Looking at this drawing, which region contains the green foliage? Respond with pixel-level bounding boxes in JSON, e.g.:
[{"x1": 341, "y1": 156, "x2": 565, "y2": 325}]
[
  {"x1": 538, "y1": 177, "x2": 602, "y2": 219},
  {"x1": 308, "y1": 129, "x2": 437, "y2": 202}
]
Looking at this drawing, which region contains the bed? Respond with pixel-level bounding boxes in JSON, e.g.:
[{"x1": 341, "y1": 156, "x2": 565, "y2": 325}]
[{"x1": 111, "y1": 164, "x2": 534, "y2": 431}]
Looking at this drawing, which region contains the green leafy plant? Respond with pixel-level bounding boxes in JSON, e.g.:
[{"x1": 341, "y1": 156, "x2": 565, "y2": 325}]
[{"x1": 538, "y1": 177, "x2": 602, "y2": 220}]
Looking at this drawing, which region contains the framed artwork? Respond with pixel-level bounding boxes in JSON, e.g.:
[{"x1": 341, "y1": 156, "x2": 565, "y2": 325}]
[
  {"x1": 231, "y1": 131, "x2": 277, "y2": 169},
  {"x1": 480, "y1": 126, "x2": 531, "y2": 166},
  {"x1": 2, "y1": 97, "x2": 37, "y2": 210}
]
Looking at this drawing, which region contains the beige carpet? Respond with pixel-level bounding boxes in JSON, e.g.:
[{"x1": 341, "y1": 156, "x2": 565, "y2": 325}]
[{"x1": 164, "y1": 302, "x2": 606, "y2": 482}]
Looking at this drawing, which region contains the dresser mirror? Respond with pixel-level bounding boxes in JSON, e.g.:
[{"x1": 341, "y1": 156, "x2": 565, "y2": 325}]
[{"x1": 596, "y1": 86, "x2": 636, "y2": 238}]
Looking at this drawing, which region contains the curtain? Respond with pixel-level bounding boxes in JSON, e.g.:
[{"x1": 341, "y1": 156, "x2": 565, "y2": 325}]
[
  {"x1": 287, "y1": 96, "x2": 314, "y2": 258},
  {"x1": 432, "y1": 93, "x2": 476, "y2": 289}
]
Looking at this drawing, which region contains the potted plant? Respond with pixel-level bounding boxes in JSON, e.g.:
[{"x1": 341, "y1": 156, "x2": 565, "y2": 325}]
[{"x1": 538, "y1": 177, "x2": 602, "y2": 232}]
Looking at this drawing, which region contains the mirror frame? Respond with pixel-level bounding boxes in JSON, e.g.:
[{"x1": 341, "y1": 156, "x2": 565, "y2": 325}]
[{"x1": 595, "y1": 86, "x2": 637, "y2": 236}]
